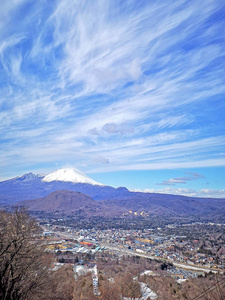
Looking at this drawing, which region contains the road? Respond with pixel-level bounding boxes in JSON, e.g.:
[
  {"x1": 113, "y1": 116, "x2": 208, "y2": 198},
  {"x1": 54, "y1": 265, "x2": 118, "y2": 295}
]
[{"x1": 99, "y1": 242, "x2": 221, "y2": 274}]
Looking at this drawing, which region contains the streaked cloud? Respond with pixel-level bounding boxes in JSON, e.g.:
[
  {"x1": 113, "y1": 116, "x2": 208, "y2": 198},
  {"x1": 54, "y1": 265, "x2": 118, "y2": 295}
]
[
  {"x1": 0, "y1": 0, "x2": 224, "y2": 195},
  {"x1": 157, "y1": 172, "x2": 205, "y2": 185}
]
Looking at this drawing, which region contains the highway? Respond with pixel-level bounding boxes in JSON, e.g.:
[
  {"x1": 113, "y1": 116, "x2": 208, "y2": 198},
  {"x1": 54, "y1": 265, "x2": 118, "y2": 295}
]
[{"x1": 99, "y1": 242, "x2": 221, "y2": 274}]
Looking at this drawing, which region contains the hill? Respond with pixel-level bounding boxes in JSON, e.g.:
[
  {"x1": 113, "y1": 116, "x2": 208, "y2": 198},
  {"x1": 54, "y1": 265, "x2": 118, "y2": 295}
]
[
  {"x1": 18, "y1": 190, "x2": 126, "y2": 217},
  {"x1": 20, "y1": 190, "x2": 96, "y2": 211}
]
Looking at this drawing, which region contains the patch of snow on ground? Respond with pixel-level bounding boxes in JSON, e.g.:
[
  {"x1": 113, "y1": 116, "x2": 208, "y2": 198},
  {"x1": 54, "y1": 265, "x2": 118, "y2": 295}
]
[
  {"x1": 177, "y1": 278, "x2": 187, "y2": 284},
  {"x1": 140, "y1": 282, "x2": 158, "y2": 300},
  {"x1": 140, "y1": 270, "x2": 157, "y2": 276},
  {"x1": 74, "y1": 265, "x2": 89, "y2": 278},
  {"x1": 51, "y1": 262, "x2": 64, "y2": 271},
  {"x1": 122, "y1": 282, "x2": 158, "y2": 300}
]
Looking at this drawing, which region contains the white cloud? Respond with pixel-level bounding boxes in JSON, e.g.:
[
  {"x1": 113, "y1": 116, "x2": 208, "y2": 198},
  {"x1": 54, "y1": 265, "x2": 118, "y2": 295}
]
[{"x1": 132, "y1": 187, "x2": 225, "y2": 199}]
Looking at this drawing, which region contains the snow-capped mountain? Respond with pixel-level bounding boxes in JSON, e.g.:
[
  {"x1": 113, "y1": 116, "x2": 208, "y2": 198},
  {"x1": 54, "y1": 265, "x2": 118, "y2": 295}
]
[
  {"x1": 3, "y1": 172, "x2": 42, "y2": 182},
  {"x1": 42, "y1": 168, "x2": 103, "y2": 185},
  {"x1": 17, "y1": 173, "x2": 44, "y2": 181}
]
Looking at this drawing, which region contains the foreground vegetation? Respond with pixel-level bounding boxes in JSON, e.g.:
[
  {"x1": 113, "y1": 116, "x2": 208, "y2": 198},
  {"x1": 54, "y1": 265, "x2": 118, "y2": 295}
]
[{"x1": 0, "y1": 209, "x2": 74, "y2": 300}]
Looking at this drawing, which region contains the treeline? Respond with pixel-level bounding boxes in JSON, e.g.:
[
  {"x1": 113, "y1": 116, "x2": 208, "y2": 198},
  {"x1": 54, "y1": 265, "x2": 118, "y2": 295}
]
[{"x1": 50, "y1": 215, "x2": 173, "y2": 230}]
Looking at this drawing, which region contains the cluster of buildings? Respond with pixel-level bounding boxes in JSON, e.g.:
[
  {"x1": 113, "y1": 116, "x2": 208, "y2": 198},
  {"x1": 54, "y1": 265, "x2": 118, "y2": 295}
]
[{"x1": 42, "y1": 223, "x2": 225, "y2": 271}]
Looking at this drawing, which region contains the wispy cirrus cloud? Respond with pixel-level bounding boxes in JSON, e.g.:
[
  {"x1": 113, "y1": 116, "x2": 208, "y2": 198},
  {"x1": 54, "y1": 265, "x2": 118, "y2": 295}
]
[{"x1": 0, "y1": 0, "x2": 224, "y2": 192}]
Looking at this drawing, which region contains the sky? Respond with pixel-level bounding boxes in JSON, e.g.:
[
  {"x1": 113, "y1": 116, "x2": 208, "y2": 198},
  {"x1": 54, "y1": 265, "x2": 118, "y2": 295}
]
[{"x1": 0, "y1": 0, "x2": 225, "y2": 198}]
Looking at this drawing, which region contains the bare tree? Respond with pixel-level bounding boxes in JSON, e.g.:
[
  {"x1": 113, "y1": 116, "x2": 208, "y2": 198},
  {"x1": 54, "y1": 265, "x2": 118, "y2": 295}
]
[
  {"x1": 100, "y1": 280, "x2": 120, "y2": 300},
  {"x1": 117, "y1": 273, "x2": 142, "y2": 300},
  {"x1": 0, "y1": 208, "x2": 53, "y2": 300}
]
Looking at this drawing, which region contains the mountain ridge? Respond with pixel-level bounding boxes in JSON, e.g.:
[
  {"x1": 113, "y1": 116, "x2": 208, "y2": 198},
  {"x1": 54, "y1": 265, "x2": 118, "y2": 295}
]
[{"x1": 1, "y1": 169, "x2": 225, "y2": 218}]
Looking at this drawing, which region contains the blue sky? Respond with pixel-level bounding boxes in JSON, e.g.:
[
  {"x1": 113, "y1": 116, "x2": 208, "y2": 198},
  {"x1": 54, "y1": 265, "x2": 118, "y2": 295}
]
[{"x1": 0, "y1": 0, "x2": 225, "y2": 198}]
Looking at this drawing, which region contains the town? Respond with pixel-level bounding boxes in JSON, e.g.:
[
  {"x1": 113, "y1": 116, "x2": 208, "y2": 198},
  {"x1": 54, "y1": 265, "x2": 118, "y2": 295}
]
[{"x1": 41, "y1": 218, "x2": 225, "y2": 275}]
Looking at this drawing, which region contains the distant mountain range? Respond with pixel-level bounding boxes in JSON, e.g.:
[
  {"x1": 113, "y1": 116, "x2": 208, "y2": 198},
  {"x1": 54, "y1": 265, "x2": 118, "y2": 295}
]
[{"x1": 0, "y1": 168, "x2": 225, "y2": 218}]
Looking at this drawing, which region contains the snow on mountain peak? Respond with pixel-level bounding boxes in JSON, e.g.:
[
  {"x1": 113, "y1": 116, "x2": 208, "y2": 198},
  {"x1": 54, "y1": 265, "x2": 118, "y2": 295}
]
[
  {"x1": 16, "y1": 173, "x2": 43, "y2": 181},
  {"x1": 42, "y1": 168, "x2": 103, "y2": 185}
]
